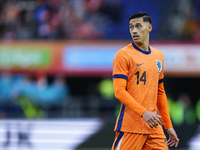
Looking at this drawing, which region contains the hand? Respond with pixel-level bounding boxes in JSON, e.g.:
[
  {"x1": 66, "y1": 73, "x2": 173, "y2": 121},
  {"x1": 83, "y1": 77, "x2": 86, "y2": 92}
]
[
  {"x1": 142, "y1": 111, "x2": 162, "y2": 128},
  {"x1": 167, "y1": 128, "x2": 179, "y2": 148}
]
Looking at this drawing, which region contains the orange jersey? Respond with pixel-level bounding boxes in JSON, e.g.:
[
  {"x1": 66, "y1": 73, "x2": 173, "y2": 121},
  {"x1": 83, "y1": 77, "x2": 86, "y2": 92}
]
[{"x1": 112, "y1": 42, "x2": 172, "y2": 134}]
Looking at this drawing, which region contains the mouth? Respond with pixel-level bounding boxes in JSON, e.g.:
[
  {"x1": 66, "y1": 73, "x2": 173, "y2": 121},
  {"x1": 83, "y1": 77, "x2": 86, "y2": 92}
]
[{"x1": 132, "y1": 35, "x2": 139, "y2": 40}]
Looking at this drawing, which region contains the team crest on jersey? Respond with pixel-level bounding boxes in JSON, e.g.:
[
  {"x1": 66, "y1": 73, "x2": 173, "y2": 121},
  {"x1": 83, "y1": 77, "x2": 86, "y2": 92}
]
[{"x1": 156, "y1": 60, "x2": 162, "y2": 72}]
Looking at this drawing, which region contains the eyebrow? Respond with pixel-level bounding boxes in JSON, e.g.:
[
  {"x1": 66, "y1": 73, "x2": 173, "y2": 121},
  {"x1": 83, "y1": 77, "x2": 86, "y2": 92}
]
[
  {"x1": 129, "y1": 22, "x2": 142, "y2": 26},
  {"x1": 135, "y1": 23, "x2": 142, "y2": 26}
]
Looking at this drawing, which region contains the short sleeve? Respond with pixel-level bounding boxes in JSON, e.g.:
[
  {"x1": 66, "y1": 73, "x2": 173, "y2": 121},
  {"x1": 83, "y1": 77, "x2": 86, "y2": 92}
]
[{"x1": 112, "y1": 50, "x2": 129, "y2": 78}]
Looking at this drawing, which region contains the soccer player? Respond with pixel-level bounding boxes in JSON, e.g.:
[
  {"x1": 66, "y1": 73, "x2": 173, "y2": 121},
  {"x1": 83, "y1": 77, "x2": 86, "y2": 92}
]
[{"x1": 111, "y1": 12, "x2": 179, "y2": 150}]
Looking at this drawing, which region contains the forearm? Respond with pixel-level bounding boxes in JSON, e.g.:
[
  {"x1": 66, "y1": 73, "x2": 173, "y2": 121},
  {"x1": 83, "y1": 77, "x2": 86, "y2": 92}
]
[{"x1": 114, "y1": 78, "x2": 146, "y2": 116}]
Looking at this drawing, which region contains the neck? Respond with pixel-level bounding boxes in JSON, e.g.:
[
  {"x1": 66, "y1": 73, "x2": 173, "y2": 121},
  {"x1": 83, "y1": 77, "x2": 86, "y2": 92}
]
[{"x1": 134, "y1": 40, "x2": 149, "y2": 52}]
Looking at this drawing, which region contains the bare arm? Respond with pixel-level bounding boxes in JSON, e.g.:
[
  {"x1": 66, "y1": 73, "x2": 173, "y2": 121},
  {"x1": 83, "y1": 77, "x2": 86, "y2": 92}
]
[{"x1": 167, "y1": 128, "x2": 179, "y2": 148}]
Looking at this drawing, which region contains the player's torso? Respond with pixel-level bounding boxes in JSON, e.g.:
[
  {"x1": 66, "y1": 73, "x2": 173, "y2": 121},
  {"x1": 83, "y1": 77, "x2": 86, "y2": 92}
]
[
  {"x1": 114, "y1": 43, "x2": 164, "y2": 133},
  {"x1": 123, "y1": 44, "x2": 163, "y2": 111}
]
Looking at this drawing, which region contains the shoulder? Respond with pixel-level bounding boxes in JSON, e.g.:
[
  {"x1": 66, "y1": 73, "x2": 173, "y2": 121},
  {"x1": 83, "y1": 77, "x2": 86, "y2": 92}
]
[
  {"x1": 113, "y1": 44, "x2": 132, "y2": 64},
  {"x1": 113, "y1": 49, "x2": 128, "y2": 64},
  {"x1": 121, "y1": 43, "x2": 133, "y2": 51},
  {"x1": 114, "y1": 43, "x2": 132, "y2": 58},
  {"x1": 150, "y1": 46, "x2": 163, "y2": 57}
]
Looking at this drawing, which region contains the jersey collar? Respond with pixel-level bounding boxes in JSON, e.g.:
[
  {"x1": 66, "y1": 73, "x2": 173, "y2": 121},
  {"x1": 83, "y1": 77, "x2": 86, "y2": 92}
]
[{"x1": 132, "y1": 42, "x2": 151, "y2": 55}]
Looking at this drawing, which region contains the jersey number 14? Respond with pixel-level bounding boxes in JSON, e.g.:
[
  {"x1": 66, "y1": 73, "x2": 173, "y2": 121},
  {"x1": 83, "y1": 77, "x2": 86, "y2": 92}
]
[{"x1": 135, "y1": 71, "x2": 146, "y2": 85}]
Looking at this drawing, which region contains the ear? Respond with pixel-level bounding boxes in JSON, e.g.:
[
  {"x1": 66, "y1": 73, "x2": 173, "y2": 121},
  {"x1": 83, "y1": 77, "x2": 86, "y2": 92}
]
[{"x1": 148, "y1": 24, "x2": 152, "y2": 32}]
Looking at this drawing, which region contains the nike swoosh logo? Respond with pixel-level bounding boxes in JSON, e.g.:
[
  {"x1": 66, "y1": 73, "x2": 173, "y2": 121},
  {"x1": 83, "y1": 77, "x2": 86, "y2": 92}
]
[{"x1": 136, "y1": 63, "x2": 144, "y2": 66}]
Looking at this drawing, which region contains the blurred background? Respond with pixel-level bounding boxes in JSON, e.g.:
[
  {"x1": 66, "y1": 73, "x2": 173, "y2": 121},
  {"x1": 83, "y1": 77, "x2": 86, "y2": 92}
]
[{"x1": 0, "y1": 0, "x2": 199, "y2": 150}]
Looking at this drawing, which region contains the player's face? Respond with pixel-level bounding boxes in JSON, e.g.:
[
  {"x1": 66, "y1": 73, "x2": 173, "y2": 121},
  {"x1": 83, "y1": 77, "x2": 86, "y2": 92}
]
[{"x1": 129, "y1": 18, "x2": 152, "y2": 43}]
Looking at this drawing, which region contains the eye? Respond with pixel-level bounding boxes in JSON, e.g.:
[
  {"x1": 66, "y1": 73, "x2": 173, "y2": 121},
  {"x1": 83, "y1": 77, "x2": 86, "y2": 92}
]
[
  {"x1": 136, "y1": 24, "x2": 141, "y2": 28},
  {"x1": 130, "y1": 26, "x2": 134, "y2": 29}
]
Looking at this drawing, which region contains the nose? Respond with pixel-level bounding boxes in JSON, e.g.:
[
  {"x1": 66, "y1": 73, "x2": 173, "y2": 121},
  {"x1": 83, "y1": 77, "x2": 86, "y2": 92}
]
[
  {"x1": 132, "y1": 30, "x2": 137, "y2": 34},
  {"x1": 131, "y1": 28, "x2": 137, "y2": 34}
]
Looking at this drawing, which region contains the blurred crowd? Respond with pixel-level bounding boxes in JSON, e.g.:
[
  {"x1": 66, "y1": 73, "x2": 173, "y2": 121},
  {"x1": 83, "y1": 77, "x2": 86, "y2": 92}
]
[
  {"x1": 0, "y1": 0, "x2": 199, "y2": 41},
  {"x1": 0, "y1": 72, "x2": 69, "y2": 118},
  {"x1": 159, "y1": 0, "x2": 200, "y2": 41},
  {"x1": 0, "y1": 0, "x2": 121, "y2": 40}
]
